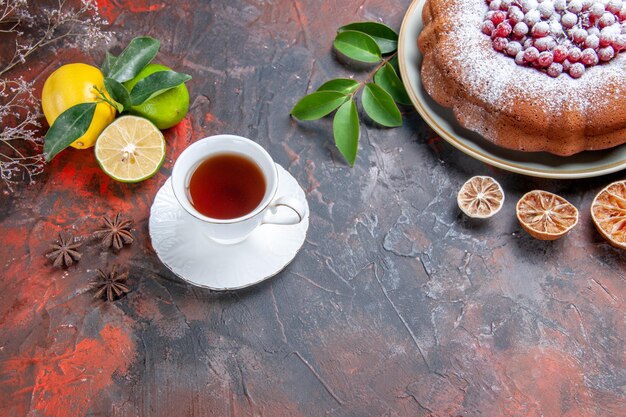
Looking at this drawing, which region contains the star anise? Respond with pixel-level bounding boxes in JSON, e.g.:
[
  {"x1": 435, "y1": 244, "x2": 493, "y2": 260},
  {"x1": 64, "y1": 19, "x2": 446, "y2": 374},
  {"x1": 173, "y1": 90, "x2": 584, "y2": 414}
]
[
  {"x1": 94, "y1": 213, "x2": 134, "y2": 251},
  {"x1": 92, "y1": 265, "x2": 130, "y2": 302},
  {"x1": 46, "y1": 233, "x2": 82, "y2": 268}
]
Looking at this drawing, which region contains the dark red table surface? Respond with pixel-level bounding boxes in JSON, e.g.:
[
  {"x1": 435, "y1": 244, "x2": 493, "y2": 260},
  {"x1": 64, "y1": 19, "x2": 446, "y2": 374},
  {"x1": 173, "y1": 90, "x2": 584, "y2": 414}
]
[{"x1": 1, "y1": 1, "x2": 625, "y2": 416}]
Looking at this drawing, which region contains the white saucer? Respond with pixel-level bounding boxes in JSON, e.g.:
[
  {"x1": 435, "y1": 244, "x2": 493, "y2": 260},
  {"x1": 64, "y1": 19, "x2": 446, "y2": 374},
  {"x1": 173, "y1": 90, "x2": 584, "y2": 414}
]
[{"x1": 149, "y1": 163, "x2": 309, "y2": 290}]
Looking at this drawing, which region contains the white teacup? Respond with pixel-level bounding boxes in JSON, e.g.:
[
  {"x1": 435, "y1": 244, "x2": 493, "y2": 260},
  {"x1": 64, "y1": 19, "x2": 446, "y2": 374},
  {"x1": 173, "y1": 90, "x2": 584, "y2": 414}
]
[{"x1": 171, "y1": 134, "x2": 307, "y2": 245}]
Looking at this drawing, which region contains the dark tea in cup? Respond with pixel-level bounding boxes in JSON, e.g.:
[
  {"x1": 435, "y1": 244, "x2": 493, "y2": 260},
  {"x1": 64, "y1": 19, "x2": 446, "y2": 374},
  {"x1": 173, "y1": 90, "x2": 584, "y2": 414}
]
[{"x1": 188, "y1": 153, "x2": 266, "y2": 219}]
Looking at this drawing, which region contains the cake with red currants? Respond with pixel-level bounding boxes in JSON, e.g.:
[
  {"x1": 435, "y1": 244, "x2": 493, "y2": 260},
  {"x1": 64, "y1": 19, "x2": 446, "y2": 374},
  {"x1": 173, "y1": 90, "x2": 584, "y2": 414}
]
[{"x1": 418, "y1": 0, "x2": 626, "y2": 155}]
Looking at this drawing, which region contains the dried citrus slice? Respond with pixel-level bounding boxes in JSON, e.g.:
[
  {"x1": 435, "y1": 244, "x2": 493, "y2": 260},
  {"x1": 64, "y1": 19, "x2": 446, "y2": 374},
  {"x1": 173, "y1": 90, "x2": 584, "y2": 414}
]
[
  {"x1": 516, "y1": 190, "x2": 578, "y2": 240},
  {"x1": 94, "y1": 115, "x2": 165, "y2": 183},
  {"x1": 590, "y1": 180, "x2": 626, "y2": 249},
  {"x1": 457, "y1": 176, "x2": 505, "y2": 218}
]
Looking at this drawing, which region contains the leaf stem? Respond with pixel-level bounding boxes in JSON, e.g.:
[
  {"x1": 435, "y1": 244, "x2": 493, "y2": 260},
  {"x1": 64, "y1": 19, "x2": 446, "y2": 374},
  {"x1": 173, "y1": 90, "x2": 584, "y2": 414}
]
[
  {"x1": 350, "y1": 52, "x2": 398, "y2": 99},
  {"x1": 94, "y1": 86, "x2": 121, "y2": 112}
]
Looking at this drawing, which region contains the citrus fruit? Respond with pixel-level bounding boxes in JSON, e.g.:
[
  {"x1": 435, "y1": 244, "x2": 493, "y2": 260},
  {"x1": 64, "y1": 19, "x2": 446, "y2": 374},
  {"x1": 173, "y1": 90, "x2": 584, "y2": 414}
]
[
  {"x1": 123, "y1": 63, "x2": 189, "y2": 129},
  {"x1": 94, "y1": 116, "x2": 165, "y2": 183},
  {"x1": 591, "y1": 180, "x2": 626, "y2": 249},
  {"x1": 42, "y1": 63, "x2": 116, "y2": 149},
  {"x1": 516, "y1": 190, "x2": 579, "y2": 240},
  {"x1": 457, "y1": 176, "x2": 505, "y2": 218}
]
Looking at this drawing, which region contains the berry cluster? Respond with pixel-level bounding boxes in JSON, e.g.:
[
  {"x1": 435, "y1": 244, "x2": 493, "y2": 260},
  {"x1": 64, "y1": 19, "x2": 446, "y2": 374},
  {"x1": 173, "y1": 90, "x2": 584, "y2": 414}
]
[{"x1": 481, "y1": 0, "x2": 626, "y2": 78}]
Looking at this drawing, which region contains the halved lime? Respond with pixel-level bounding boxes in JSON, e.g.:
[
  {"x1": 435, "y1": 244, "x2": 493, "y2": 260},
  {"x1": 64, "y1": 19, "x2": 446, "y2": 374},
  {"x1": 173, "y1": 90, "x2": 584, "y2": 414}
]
[{"x1": 94, "y1": 115, "x2": 165, "y2": 183}]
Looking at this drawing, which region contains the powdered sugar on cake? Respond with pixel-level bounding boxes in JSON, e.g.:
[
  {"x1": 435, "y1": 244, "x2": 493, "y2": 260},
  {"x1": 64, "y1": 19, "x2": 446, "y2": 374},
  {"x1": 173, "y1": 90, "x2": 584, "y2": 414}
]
[
  {"x1": 446, "y1": 0, "x2": 626, "y2": 114},
  {"x1": 481, "y1": 0, "x2": 626, "y2": 78}
]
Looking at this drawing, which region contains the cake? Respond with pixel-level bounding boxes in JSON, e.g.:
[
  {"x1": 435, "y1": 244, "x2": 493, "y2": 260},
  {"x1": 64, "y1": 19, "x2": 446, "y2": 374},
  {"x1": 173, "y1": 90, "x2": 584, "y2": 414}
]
[{"x1": 418, "y1": 0, "x2": 626, "y2": 155}]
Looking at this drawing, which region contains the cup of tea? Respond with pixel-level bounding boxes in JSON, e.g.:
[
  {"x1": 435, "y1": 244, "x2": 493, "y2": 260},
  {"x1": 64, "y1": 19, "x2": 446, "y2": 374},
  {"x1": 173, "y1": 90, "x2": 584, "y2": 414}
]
[{"x1": 171, "y1": 134, "x2": 307, "y2": 244}]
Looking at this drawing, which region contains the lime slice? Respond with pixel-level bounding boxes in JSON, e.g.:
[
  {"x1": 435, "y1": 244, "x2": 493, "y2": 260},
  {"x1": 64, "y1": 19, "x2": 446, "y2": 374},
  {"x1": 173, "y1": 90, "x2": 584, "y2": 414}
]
[{"x1": 95, "y1": 115, "x2": 165, "y2": 183}]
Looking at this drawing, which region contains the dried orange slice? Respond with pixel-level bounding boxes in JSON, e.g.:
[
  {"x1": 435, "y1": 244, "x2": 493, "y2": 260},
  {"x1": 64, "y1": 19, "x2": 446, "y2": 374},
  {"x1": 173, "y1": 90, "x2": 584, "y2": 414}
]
[
  {"x1": 457, "y1": 176, "x2": 505, "y2": 218},
  {"x1": 516, "y1": 190, "x2": 578, "y2": 240},
  {"x1": 591, "y1": 180, "x2": 626, "y2": 249}
]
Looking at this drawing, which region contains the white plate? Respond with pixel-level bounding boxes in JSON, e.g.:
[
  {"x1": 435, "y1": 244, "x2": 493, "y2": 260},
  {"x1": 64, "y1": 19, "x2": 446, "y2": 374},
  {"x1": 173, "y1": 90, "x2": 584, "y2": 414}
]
[
  {"x1": 398, "y1": 0, "x2": 626, "y2": 179},
  {"x1": 149, "y1": 164, "x2": 309, "y2": 290}
]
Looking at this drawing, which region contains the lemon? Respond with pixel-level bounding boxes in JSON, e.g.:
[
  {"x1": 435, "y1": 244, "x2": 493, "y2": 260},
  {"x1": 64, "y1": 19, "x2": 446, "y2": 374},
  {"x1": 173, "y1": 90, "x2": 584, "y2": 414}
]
[
  {"x1": 591, "y1": 180, "x2": 626, "y2": 249},
  {"x1": 42, "y1": 63, "x2": 116, "y2": 149},
  {"x1": 457, "y1": 176, "x2": 504, "y2": 219},
  {"x1": 516, "y1": 190, "x2": 579, "y2": 241},
  {"x1": 95, "y1": 116, "x2": 165, "y2": 183},
  {"x1": 123, "y1": 63, "x2": 189, "y2": 130}
]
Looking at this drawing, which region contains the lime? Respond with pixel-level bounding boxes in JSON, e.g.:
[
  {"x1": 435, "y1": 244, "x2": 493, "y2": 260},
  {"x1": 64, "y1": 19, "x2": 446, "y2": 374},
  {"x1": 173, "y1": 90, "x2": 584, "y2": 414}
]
[
  {"x1": 95, "y1": 116, "x2": 165, "y2": 183},
  {"x1": 123, "y1": 63, "x2": 190, "y2": 130}
]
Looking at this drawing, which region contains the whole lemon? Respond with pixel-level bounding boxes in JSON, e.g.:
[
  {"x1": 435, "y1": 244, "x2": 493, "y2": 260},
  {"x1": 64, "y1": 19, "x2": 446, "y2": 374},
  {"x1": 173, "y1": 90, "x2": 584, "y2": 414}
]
[
  {"x1": 123, "y1": 63, "x2": 189, "y2": 130},
  {"x1": 42, "y1": 63, "x2": 116, "y2": 149}
]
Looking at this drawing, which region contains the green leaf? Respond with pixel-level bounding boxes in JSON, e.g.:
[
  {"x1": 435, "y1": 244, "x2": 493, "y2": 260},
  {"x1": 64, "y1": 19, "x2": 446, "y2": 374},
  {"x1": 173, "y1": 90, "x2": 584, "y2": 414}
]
[
  {"x1": 108, "y1": 36, "x2": 160, "y2": 83},
  {"x1": 43, "y1": 103, "x2": 97, "y2": 162},
  {"x1": 374, "y1": 63, "x2": 411, "y2": 105},
  {"x1": 291, "y1": 91, "x2": 349, "y2": 120},
  {"x1": 333, "y1": 30, "x2": 382, "y2": 63},
  {"x1": 361, "y1": 83, "x2": 402, "y2": 127},
  {"x1": 333, "y1": 99, "x2": 359, "y2": 166},
  {"x1": 102, "y1": 52, "x2": 117, "y2": 76},
  {"x1": 388, "y1": 55, "x2": 400, "y2": 73},
  {"x1": 129, "y1": 70, "x2": 192, "y2": 105},
  {"x1": 317, "y1": 78, "x2": 360, "y2": 95},
  {"x1": 338, "y1": 22, "x2": 398, "y2": 54},
  {"x1": 104, "y1": 77, "x2": 130, "y2": 112}
]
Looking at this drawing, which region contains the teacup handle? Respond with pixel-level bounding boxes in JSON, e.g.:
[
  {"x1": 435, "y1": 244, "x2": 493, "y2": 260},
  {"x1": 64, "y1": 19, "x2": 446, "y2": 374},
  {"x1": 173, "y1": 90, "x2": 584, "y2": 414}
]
[{"x1": 262, "y1": 196, "x2": 307, "y2": 225}]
